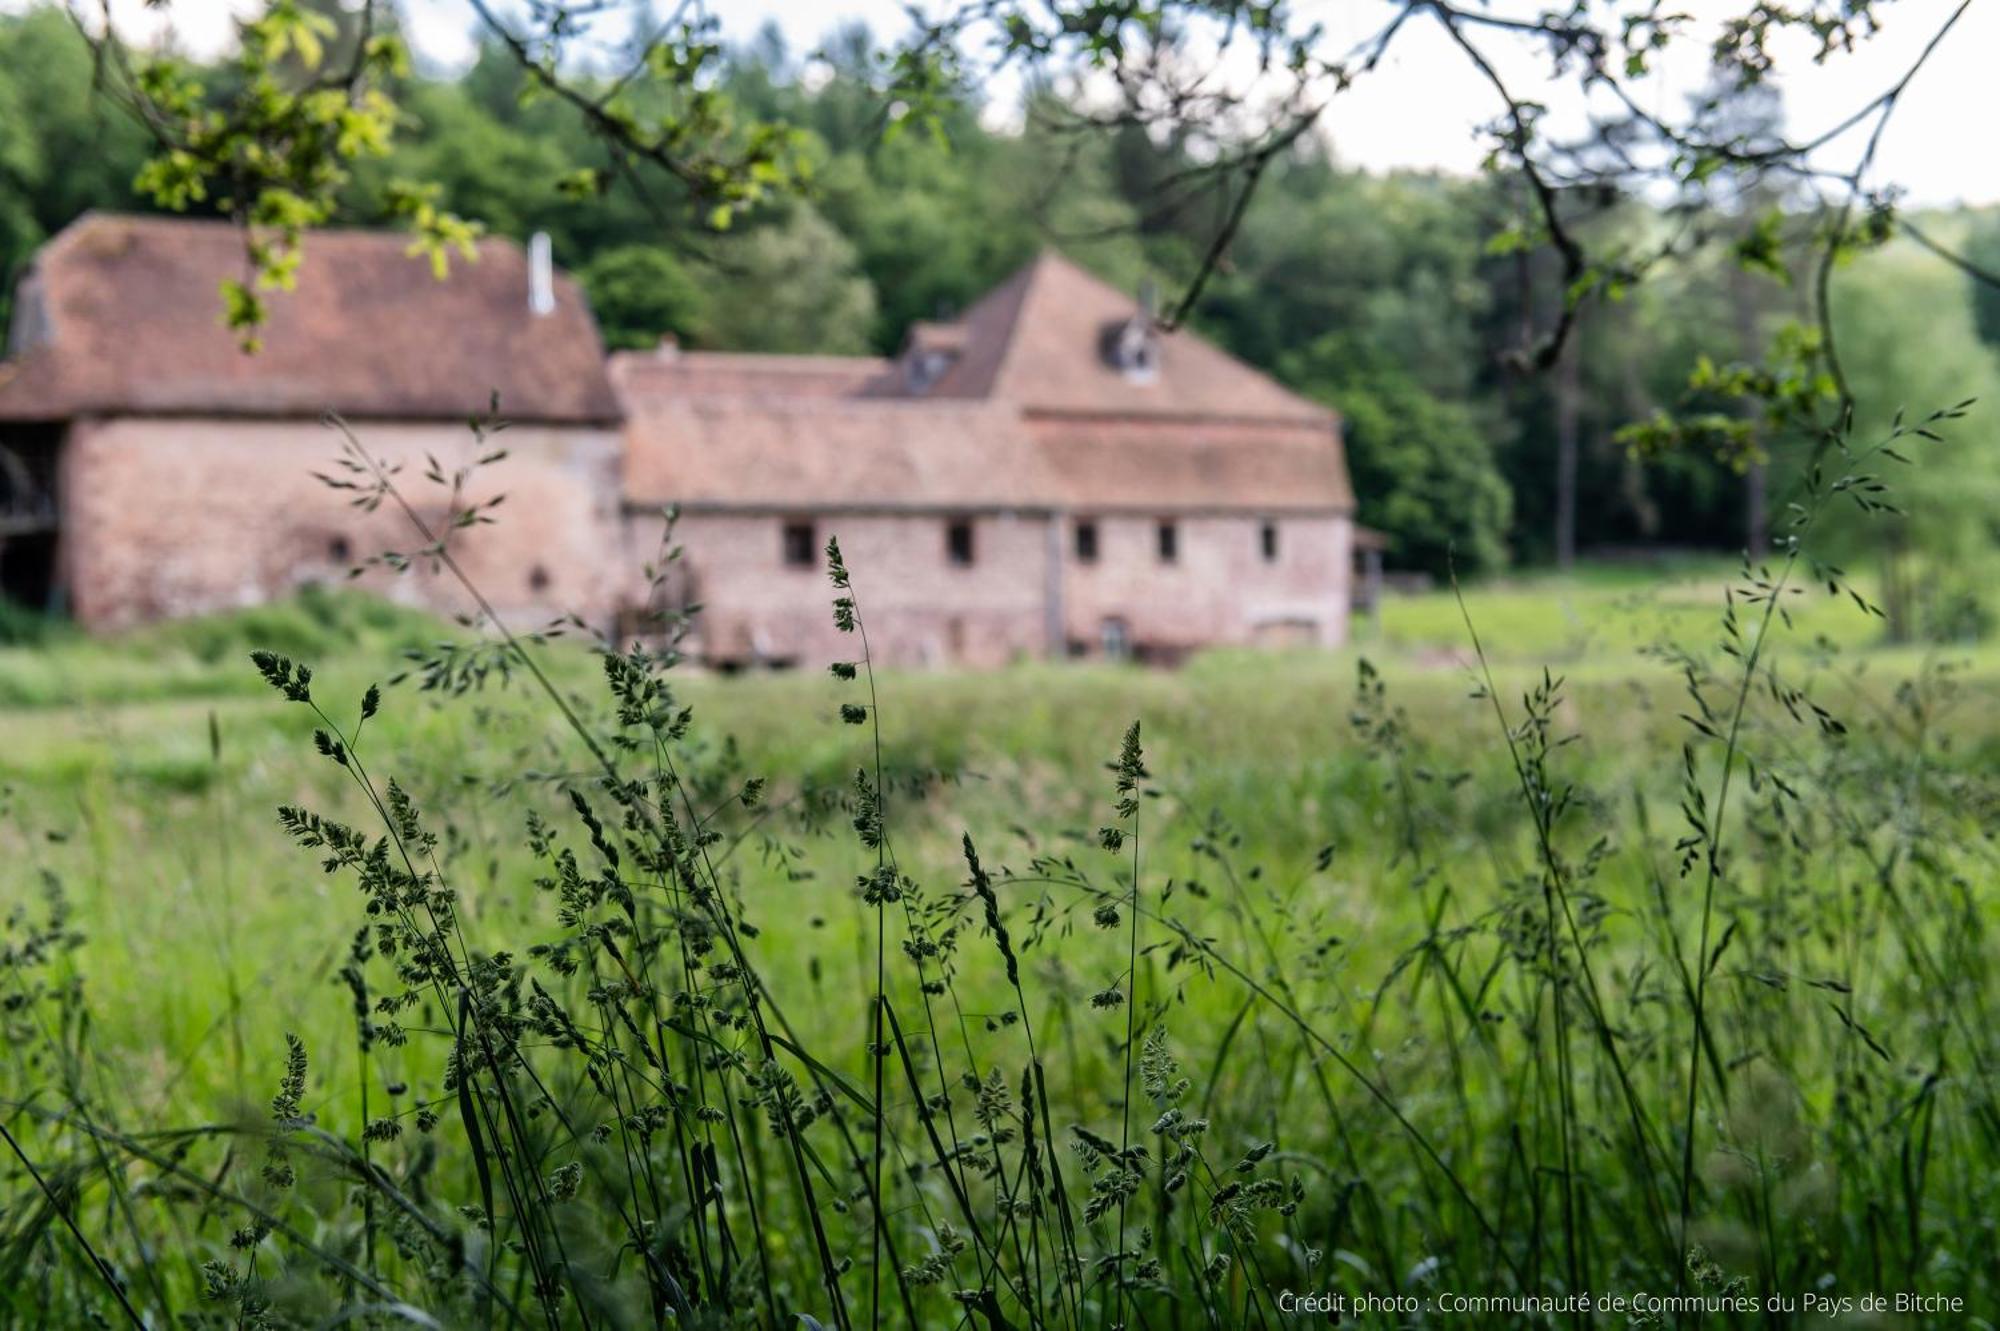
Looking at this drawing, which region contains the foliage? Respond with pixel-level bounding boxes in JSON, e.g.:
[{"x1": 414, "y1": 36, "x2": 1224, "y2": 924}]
[
  {"x1": 1821, "y1": 248, "x2": 2000, "y2": 638},
  {"x1": 578, "y1": 245, "x2": 707, "y2": 351},
  {"x1": 1967, "y1": 213, "x2": 2000, "y2": 349},
  {"x1": 1280, "y1": 333, "x2": 1511, "y2": 575},
  {"x1": 0, "y1": 585, "x2": 442, "y2": 709},
  {"x1": 699, "y1": 204, "x2": 879, "y2": 355},
  {"x1": 0, "y1": 9, "x2": 152, "y2": 325},
  {"x1": 65, "y1": 0, "x2": 808, "y2": 346}
]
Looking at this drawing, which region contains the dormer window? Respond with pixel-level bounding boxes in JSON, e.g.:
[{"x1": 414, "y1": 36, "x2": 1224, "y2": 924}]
[
  {"x1": 905, "y1": 347, "x2": 956, "y2": 394},
  {"x1": 1102, "y1": 316, "x2": 1160, "y2": 384},
  {"x1": 901, "y1": 319, "x2": 966, "y2": 394}
]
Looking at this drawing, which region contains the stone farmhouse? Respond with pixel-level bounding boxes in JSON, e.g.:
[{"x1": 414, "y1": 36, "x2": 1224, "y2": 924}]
[{"x1": 0, "y1": 213, "x2": 1362, "y2": 666}]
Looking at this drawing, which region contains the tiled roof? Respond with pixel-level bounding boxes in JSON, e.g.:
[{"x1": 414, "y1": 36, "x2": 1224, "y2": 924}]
[
  {"x1": 615, "y1": 370, "x2": 1351, "y2": 516},
  {"x1": 611, "y1": 348, "x2": 896, "y2": 401},
  {"x1": 1026, "y1": 416, "x2": 1353, "y2": 512},
  {"x1": 920, "y1": 250, "x2": 1335, "y2": 426},
  {"x1": 621, "y1": 394, "x2": 1054, "y2": 510},
  {"x1": 612, "y1": 248, "x2": 1351, "y2": 513},
  {"x1": 1, "y1": 217, "x2": 1353, "y2": 513},
  {"x1": 0, "y1": 213, "x2": 620, "y2": 424}
]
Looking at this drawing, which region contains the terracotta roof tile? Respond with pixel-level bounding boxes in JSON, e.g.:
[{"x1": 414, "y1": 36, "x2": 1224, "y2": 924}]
[
  {"x1": 611, "y1": 250, "x2": 1351, "y2": 513},
  {"x1": 611, "y1": 348, "x2": 895, "y2": 401},
  {"x1": 920, "y1": 251, "x2": 1334, "y2": 426},
  {"x1": 0, "y1": 213, "x2": 620, "y2": 424},
  {"x1": 621, "y1": 395, "x2": 1053, "y2": 510},
  {"x1": 1027, "y1": 416, "x2": 1352, "y2": 512}
]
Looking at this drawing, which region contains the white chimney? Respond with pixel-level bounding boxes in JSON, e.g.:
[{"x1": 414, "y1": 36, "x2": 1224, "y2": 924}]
[{"x1": 528, "y1": 231, "x2": 555, "y2": 317}]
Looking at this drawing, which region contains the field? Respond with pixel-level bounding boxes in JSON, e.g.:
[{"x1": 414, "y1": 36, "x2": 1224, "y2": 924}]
[{"x1": 3, "y1": 562, "x2": 1998, "y2": 1328}]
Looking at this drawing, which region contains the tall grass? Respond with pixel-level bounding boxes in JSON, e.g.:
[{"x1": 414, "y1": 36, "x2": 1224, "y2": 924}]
[{"x1": 1, "y1": 403, "x2": 1996, "y2": 1328}]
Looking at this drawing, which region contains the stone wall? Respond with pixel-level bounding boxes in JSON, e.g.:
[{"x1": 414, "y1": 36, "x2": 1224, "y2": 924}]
[
  {"x1": 628, "y1": 506, "x2": 1351, "y2": 669},
  {"x1": 626, "y1": 509, "x2": 1056, "y2": 669},
  {"x1": 56, "y1": 416, "x2": 1353, "y2": 664},
  {"x1": 1058, "y1": 512, "x2": 1353, "y2": 657},
  {"x1": 59, "y1": 416, "x2": 624, "y2": 630}
]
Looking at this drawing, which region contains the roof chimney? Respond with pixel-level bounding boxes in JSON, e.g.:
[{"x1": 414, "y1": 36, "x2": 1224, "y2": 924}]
[{"x1": 528, "y1": 231, "x2": 555, "y2": 317}]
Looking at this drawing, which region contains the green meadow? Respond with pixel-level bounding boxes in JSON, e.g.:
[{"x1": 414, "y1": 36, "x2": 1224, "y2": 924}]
[{"x1": 3, "y1": 565, "x2": 1997, "y2": 1327}]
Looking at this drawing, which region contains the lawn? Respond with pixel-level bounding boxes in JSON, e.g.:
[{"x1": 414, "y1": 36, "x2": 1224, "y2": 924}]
[{"x1": 3, "y1": 565, "x2": 1997, "y2": 1327}]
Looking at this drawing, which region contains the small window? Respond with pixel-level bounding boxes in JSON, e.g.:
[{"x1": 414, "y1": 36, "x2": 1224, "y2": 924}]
[
  {"x1": 946, "y1": 517, "x2": 975, "y2": 567},
  {"x1": 327, "y1": 535, "x2": 352, "y2": 564},
  {"x1": 1103, "y1": 316, "x2": 1160, "y2": 385},
  {"x1": 782, "y1": 520, "x2": 817, "y2": 568},
  {"x1": 1156, "y1": 520, "x2": 1178, "y2": 565},
  {"x1": 1074, "y1": 518, "x2": 1099, "y2": 564},
  {"x1": 906, "y1": 349, "x2": 956, "y2": 393},
  {"x1": 528, "y1": 564, "x2": 552, "y2": 593},
  {"x1": 1260, "y1": 520, "x2": 1279, "y2": 563},
  {"x1": 1100, "y1": 617, "x2": 1130, "y2": 660}
]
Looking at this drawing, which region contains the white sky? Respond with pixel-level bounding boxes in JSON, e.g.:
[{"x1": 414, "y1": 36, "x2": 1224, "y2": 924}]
[{"x1": 58, "y1": 0, "x2": 2000, "y2": 208}]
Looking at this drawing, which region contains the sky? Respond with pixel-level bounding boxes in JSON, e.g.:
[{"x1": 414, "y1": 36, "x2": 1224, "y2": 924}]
[{"x1": 61, "y1": 0, "x2": 2000, "y2": 208}]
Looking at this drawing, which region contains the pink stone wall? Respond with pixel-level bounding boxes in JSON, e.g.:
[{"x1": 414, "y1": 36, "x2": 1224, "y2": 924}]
[
  {"x1": 1059, "y1": 512, "x2": 1353, "y2": 656},
  {"x1": 630, "y1": 507, "x2": 1351, "y2": 669},
  {"x1": 627, "y1": 510, "x2": 1056, "y2": 669},
  {"x1": 57, "y1": 417, "x2": 1352, "y2": 665},
  {"x1": 59, "y1": 417, "x2": 623, "y2": 630}
]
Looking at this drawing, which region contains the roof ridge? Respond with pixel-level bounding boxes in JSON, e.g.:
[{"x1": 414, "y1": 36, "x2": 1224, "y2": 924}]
[
  {"x1": 916, "y1": 247, "x2": 1061, "y2": 401},
  {"x1": 656, "y1": 395, "x2": 1024, "y2": 415},
  {"x1": 981, "y1": 250, "x2": 1064, "y2": 402},
  {"x1": 1038, "y1": 251, "x2": 1333, "y2": 424},
  {"x1": 51, "y1": 211, "x2": 539, "y2": 261},
  {"x1": 617, "y1": 350, "x2": 892, "y2": 368}
]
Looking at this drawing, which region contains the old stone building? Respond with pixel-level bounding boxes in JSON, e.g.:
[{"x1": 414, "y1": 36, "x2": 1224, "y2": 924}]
[
  {"x1": 618, "y1": 252, "x2": 1356, "y2": 666},
  {"x1": 0, "y1": 215, "x2": 625, "y2": 629},
  {"x1": 0, "y1": 215, "x2": 1357, "y2": 665}
]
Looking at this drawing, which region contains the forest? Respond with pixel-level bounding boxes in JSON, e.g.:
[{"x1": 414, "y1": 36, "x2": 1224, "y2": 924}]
[{"x1": 4, "y1": 1, "x2": 1997, "y2": 625}]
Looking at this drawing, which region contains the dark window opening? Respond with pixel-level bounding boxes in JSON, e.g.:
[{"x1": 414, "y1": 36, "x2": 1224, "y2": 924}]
[
  {"x1": 0, "y1": 429, "x2": 63, "y2": 613},
  {"x1": 782, "y1": 520, "x2": 817, "y2": 568},
  {"x1": 328, "y1": 535, "x2": 352, "y2": 564},
  {"x1": 528, "y1": 564, "x2": 552, "y2": 593},
  {"x1": 1156, "y1": 520, "x2": 1178, "y2": 564},
  {"x1": 946, "y1": 517, "x2": 975, "y2": 567},
  {"x1": 0, "y1": 531, "x2": 57, "y2": 613},
  {"x1": 1074, "y1": 518, "x2": 1099, "y2": 564},
  {"x1": 1260, "y1": 520, "x2": 1279, "y2": 563}
]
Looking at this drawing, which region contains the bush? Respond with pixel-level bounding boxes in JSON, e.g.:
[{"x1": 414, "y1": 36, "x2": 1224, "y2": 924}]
[
  {"x1": 1280, "y1": 334, "x2": 1513, "y2": 575},
  {"x1": 0, "y1": 595, "x2": 67, "y2": 647}
]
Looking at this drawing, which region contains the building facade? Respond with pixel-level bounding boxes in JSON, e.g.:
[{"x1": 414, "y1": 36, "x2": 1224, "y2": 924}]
[
  {"x1": 0, "y1": 215, "x2": 625, "y2": 630},
  {"x1": 0, "y1": 216, "x2": 1357, "y2": 665},
  {"x1": 617, "y1": 252, "x2": 1356, "y2": 666}
]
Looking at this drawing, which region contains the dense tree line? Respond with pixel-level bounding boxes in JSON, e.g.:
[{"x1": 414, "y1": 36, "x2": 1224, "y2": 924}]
[{"x1": 3, "y1": 5, "x2": 1996, "y2": 613}]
